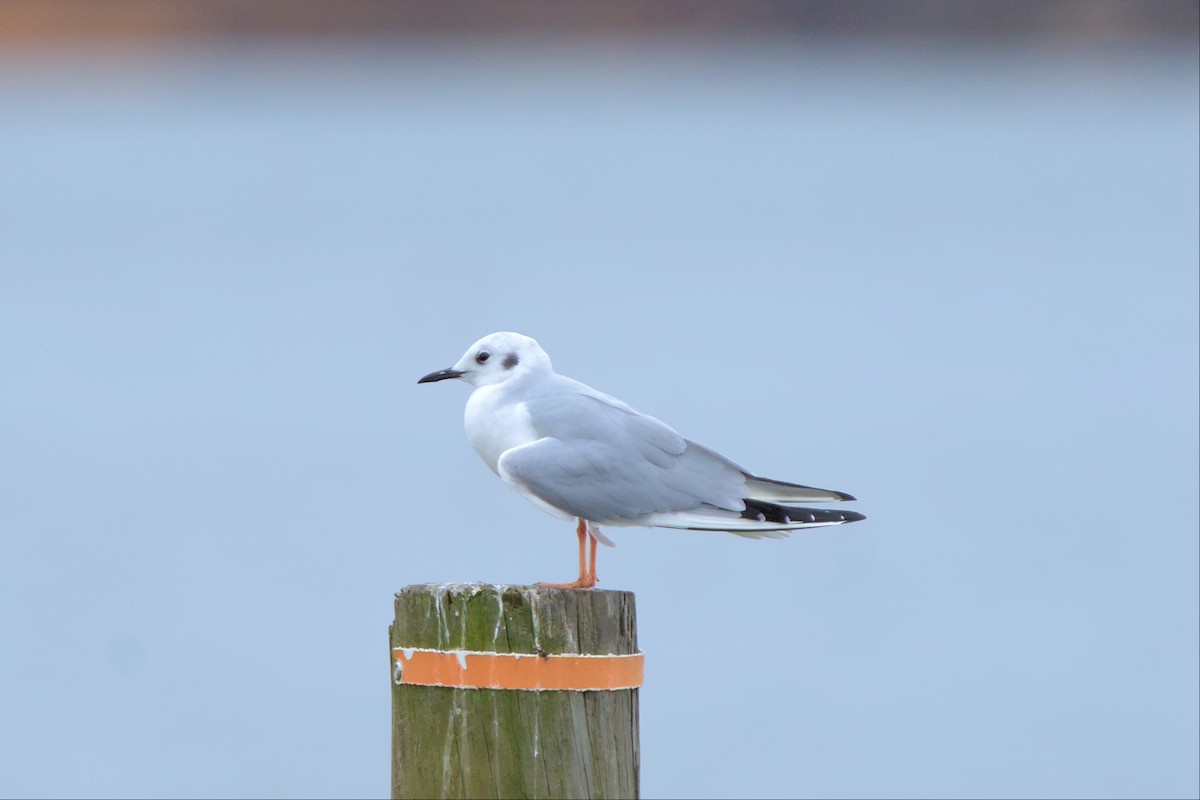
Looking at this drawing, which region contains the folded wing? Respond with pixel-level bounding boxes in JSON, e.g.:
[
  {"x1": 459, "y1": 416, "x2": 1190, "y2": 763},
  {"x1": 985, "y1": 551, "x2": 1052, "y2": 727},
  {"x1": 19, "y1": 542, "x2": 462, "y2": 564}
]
[{"x1": 497, "y1": 378, "x2": 862, "y2": 535}]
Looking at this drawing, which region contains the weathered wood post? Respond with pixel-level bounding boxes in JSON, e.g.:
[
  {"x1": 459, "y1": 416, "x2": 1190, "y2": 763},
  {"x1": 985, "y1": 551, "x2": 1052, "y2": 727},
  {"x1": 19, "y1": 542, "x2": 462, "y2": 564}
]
[{"x1": 390, "y1": 583, "x2": 640, "y2": 799}]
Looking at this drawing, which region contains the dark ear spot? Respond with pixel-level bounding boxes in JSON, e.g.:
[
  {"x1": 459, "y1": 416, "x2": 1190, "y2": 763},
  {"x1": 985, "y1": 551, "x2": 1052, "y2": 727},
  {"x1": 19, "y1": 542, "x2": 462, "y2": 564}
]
[{"x1": 502, "y1": 353, "x2": 519, "y2": 369}]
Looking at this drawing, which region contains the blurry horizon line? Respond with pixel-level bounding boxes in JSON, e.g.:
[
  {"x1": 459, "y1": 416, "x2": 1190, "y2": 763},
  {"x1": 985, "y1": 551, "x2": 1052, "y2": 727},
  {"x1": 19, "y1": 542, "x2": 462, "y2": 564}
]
[{"x1": 0, "y1": 0, "x2": 1197, "y2": 49}]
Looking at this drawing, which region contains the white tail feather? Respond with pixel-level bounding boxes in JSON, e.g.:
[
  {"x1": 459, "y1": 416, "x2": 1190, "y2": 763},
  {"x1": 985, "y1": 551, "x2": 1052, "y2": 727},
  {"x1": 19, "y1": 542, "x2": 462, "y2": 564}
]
[{"x1": 641, "y1": 507, "x2": 849, "y2": 533}]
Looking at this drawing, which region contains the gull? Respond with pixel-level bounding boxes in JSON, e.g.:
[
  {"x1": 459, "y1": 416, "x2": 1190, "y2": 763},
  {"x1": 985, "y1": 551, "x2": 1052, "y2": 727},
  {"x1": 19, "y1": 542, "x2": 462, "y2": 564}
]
[{"x1": 418, "y1": 332, "x2": 864, "y2": 588}]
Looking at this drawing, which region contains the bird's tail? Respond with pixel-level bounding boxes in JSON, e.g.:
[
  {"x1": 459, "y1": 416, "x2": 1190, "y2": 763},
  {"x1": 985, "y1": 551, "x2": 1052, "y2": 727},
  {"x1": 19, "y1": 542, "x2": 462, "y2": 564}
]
[{"x1": 643, "y1": 498, "x2": 865, "y2": 538}]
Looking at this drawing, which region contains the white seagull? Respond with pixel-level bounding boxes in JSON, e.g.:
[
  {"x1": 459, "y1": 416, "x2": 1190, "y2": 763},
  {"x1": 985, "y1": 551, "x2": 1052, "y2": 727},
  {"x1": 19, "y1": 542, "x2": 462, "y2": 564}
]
[{"x1": 418, "y1": 332, "x2": 864, "y2": 588}]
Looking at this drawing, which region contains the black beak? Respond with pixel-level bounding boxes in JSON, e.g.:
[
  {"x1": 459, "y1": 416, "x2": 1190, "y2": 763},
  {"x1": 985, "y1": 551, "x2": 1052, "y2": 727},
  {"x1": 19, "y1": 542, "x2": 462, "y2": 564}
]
[{"x1": 417, "y1": 368, "x2": 465, "y2": 384}]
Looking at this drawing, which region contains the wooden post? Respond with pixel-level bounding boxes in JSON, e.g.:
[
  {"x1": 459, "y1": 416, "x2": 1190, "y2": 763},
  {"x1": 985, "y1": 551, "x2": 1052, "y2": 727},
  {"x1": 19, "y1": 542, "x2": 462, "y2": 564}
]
[{"x1": 390, "y1": 583, "x2": 640, "y2": 799}]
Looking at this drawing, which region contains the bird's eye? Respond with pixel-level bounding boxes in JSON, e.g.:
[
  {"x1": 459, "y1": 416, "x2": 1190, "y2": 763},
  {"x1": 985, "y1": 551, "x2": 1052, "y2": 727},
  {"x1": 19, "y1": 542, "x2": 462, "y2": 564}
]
[{"x1": 475, "y1": 351, "x2": 491, "y2": 364}]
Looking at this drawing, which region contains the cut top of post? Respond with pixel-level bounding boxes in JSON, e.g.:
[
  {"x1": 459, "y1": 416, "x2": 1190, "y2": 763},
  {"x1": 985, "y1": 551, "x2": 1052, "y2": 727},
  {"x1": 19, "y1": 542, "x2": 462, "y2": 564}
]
[{"x1": 391, "y1": 583, "x2": 638, "y2": 657}]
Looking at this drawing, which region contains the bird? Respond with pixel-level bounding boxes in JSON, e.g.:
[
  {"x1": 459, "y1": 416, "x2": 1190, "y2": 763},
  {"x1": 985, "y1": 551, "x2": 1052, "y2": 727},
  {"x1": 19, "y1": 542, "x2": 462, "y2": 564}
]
[{"x1": 418, "y1": 332, "x2": 864, "y2": 588}]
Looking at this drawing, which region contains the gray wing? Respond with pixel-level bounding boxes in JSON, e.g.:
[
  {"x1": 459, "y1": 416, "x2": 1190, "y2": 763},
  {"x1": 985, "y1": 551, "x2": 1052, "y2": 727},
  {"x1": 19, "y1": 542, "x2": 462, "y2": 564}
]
[
  {"x1": 497, "y1": 380, "x2": 748, "y2": 524},
  {"x1": 498, "y1": 375, "x2": 863, "y2": 533}
]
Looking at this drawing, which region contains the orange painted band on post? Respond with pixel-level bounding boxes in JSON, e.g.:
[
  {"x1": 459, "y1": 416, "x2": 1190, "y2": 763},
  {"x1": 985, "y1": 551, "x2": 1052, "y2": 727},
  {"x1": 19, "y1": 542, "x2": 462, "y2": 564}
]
[{"x1": 392, "y1": 647, "x2": 644, "y2": 691}]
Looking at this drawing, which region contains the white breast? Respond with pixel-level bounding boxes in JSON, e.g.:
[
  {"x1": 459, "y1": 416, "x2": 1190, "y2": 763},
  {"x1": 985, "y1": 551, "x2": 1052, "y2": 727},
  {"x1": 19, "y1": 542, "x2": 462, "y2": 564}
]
[{"x1": 464, "y1": 385, "x2": 539, "y2": 474}]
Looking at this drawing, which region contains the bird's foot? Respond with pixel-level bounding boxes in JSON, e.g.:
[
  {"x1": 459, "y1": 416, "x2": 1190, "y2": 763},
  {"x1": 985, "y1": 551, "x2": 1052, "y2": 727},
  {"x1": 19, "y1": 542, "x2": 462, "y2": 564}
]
[{"x1": 536, "y1": 575, "x2": 597, "y2": 590}]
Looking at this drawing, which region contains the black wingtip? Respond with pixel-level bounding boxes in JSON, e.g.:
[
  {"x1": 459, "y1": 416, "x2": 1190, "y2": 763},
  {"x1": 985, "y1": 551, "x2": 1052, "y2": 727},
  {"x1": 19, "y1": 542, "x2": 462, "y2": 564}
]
[
  {"x1": 741, "y1": 499, "x2": 867, "y2": 526},
  {"x1": 836, "y1": 491, "x2": 858, "y2": 502}
]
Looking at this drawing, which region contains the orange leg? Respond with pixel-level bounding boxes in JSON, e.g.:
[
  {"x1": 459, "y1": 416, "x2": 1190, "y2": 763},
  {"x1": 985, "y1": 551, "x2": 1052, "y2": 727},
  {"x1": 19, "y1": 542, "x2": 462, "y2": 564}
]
[
  {"x1": 586, "y1": 527, "x2": 599, "y2": 587},
  {"x1": 537, "y1": 518, "x2": 597, "y2": 589}
]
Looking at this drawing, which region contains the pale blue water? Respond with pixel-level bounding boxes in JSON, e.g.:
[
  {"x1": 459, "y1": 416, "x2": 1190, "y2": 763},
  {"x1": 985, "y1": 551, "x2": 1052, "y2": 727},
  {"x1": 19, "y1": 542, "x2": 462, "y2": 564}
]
[{"x1": 1, "y1": 39, "x2": 1197, "y2": 798}]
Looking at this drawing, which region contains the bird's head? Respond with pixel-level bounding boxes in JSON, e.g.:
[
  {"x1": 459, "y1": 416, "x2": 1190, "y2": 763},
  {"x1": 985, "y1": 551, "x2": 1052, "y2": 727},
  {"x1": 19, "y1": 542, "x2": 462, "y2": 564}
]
[{"x1": 418, "y1": 331, "x2": 553, "y2": 388}]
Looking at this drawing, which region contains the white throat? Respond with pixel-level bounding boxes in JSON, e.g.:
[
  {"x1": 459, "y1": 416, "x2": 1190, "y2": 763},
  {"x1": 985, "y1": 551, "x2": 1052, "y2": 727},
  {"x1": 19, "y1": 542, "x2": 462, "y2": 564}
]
[{"x1": 463, "y1": 383, "x2": 539, "y2": 474}]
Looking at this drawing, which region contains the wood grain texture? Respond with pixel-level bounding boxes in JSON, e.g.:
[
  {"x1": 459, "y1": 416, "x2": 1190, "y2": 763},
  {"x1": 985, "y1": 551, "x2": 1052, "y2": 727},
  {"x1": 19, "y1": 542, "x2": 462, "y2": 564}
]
[{"x1": 390, "y1": 583, "x2": 639, "y2": 800}]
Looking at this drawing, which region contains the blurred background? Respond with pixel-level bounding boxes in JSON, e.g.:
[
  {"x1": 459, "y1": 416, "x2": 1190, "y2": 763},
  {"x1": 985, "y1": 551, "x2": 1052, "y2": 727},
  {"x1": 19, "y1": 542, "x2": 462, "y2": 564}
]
[{"x1": 1, "y1": 2, "x2": 1197, "y2": 798}]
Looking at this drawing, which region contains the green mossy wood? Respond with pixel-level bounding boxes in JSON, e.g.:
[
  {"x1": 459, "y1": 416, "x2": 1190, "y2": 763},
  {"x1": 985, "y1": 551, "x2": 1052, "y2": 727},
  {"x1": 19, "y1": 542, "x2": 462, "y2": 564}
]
[{"x1": 390, "y1": 584, "x2": 639, "y2": 800}]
